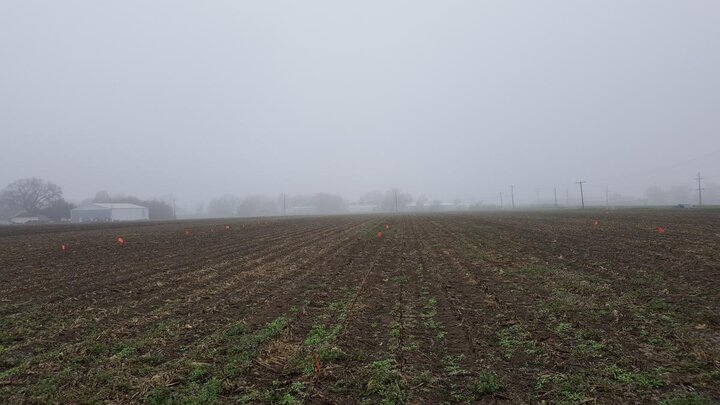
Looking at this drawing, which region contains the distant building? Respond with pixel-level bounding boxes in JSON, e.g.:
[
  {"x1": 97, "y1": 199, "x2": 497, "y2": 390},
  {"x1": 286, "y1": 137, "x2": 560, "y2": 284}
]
[
  {"x1": 71, "y1": 203, "x2": 149, "y2": 223},
  {"x1": 10, "y1": 215, "x2": 49, "y2": 224},
  {"x1": 0, "y1": 206, "x2": 23, "y2": 225},
  {"x1": 0, "y1": 206, "x2": 48, "y2": 225},
  {"x1": 348, "y1": 204, "x2": 377, "y2": 214},
  {"x1": 285, "y1": 206, "x2": 316, "y2": 216}
]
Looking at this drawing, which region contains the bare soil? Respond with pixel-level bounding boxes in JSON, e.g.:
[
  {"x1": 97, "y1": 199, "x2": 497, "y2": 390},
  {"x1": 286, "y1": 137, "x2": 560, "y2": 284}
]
[{"x1": 1, "y1": 210, "x2": 718, "y2": 404}]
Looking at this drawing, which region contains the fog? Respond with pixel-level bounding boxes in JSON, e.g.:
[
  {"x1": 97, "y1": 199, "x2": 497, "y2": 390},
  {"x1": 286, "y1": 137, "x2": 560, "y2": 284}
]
[{"x1": 1, "y1": 1, "x2": 719, "y2": 211}]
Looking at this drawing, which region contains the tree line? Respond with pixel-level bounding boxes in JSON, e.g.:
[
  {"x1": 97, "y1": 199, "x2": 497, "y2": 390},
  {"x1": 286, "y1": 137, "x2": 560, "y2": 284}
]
[
  {"x1": 0, "y1": 178, "x2": 466, "y2": 223},
  {"x1": 203, "y1": 189, "x2": 461, "y2": 218},
  {"x1": 0, "y1": 178, "x2": 174, "y2": 221}
]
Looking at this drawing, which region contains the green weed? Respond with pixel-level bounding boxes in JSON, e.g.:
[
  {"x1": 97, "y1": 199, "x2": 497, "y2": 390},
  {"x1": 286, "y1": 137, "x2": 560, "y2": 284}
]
[
  {"x1": 365, "y1": 359, "x2": 407, "y2": 405},
  {"x1": 443, "y1": 354, "x2": 465, "y2": 376},
  {"x1": 473, "y1": 371, "x2": 503, "y2": 396},
  {"x1": 606, "y1": 365, "x2": 664, "y2": 388},
  {"x1": 498, "y1": 324, "x2": 540, "y2": 358},
  {"x1": 659, "y1": 392, "x2": 713, "y2": 405}
]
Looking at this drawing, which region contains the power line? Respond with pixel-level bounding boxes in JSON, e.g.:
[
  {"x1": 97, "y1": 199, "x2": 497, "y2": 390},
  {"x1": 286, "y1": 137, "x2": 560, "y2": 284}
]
[
  {"x1": 565, "y1": 188, "x2": 569, "y2": 206},
  {"x1": 593, "y1": 149, "x2": 720, "y2": 183}
]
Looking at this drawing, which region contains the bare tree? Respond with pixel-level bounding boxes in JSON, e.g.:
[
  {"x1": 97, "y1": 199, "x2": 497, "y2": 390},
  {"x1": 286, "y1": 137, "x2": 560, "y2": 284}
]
[
  {"x1": 381, "y1": 189, "x2": 413, "y2": 212},
  {"x1": 0, "y1": 178, "x2": 62, "y2": 214},
  {"x1": 39, "y1": 198, "x2": 75, "y2": 220},
  {"x1": 237, "y1": 195, "x2": 279, "y2": 217},
  {"x1": 357, "y1": 191, "x2": 383, "y2": 206},
  {"x1": 92, "y1": 190, "x2": 112, "y2": 203},
  {"x1": 207, "y1": 195, "x2": 240, "y2": 217},
  {"x1": 415, "y1": 195, "x2": 428, "y2": 212}
]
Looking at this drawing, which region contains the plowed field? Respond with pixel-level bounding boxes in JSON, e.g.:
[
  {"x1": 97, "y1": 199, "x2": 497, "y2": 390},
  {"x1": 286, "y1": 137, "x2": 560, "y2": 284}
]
[{"x1": 1, "y1": 211, "x2": 718, "y2": 404}]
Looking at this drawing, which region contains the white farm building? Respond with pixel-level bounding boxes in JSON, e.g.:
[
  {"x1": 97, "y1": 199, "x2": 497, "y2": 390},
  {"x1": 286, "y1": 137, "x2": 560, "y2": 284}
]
[{"x1": 71, "y1": 203, "x2": 149, "y2": 223}]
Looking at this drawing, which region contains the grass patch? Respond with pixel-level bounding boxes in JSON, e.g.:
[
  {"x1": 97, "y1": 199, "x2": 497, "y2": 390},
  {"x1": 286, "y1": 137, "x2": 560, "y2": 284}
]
[
  {"x1": 659, "y1": 392, "x2": 713, "y2": 405},
  {"x1": 443, "y1": 354, "x2": 466, "y2": 377},
  {"x1": 554, "y1": 322, "x2": 572, "y2": 334},
  {"x1": 536, "y1": 373, "x2": 589, "y2": 404},
  {"x1": 497, "y1": 324, "x2": 540, "y2": 358},
  {"x1": 364, "y1": 358, "x2": 407, "y2": 405},
  {"x1": 26, "y1": 367, "x2": 73, "y2": 401},
  {"x1": 238, "y1": 380, "x2": 307, "y2": 405},
  {"x1": 606, "y1": 365, "x2": 664, "y2": 388},
  {"x1": 292, "y1": 317, "x2": 346, "y2": 374},
  {"x1": 145, "y1": 316, "x2": 289, "y2": 404},
  {"x1": 473, "y1": 371, "x2": 503, "y2": 396},
  {"x1": 573, "y1": 331, "x2": 607, "y2": 359}
]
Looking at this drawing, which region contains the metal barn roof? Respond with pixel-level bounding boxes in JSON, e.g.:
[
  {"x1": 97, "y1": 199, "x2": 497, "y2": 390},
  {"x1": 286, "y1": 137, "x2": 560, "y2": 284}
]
[
  {"x1": 94, "y1": 203, "x2": 147, "y2": 209},
  {"x1": 72, "y1": 203, "x2": 147, "y2": 210}
]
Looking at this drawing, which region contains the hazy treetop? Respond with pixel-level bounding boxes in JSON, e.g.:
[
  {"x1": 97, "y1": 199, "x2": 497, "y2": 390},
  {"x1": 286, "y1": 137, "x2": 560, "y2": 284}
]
[{"x1": 1, "y1": 1, "x2": 719, "y2": 205}]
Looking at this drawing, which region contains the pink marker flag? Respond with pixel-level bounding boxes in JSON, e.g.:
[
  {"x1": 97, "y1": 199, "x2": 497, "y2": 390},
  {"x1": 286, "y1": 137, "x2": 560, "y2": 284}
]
[
  {"x1": 658, "y1": 227, "x2": 665, "y2": 234},
  {"x1": 377, "y1": 231, "x2": 383, "y2": 238},
  {"x1": 117, "y1": 237, "x2": 125, "y2": 246}
]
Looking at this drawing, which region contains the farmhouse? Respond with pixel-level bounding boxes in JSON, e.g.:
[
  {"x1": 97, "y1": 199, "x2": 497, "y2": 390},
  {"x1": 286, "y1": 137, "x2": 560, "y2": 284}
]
[
  {"x1": 9, "y1": 214, "x2": 50, "y2": 224},
  {"x1": 0, "y1": 206, "x2": 22, "y2": 225},
  {"x1": 71, "y1": 203, "x2": 149, "y2": 223}
]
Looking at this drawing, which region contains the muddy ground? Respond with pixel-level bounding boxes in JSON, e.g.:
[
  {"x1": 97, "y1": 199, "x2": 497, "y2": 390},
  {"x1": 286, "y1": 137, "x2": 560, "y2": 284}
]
[{"x1": 1, "y1": 210, "x2": 718, "y2": 404}]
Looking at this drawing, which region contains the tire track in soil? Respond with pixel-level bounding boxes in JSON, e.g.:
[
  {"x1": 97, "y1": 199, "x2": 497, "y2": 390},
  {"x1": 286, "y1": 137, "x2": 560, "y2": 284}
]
[
  {"x1": 0, "y1": 222, "x2": 303, "y2": 317},
  {"x1": 4, "y1": 213, "x2": 718, "y2": 403},
  {"x1": 0, "y1": 219, "x2": 357, "y2": 365},
  {"x1": 399, "y1": 216, "x2": 465, "y2": 402},
  {"x1": 446, "y1": 214, "x2": 719, "y2": 331},
  {"x1": 410, "y1": 215, "x2": 534, "y2": 403},
  {"x1": 3, "y1": 219, "x2": 375, "y2": 394},
  {"x1": 306, "y1": 224, "x2": 408, "y2": 403},
  {"x1": 1, "y1": 219, "x2": 380, "y2": 391},
  {"x1": 0, "y1": 219, "x2": 338, "y2": 305},
  {"x1": 4, "y1": 219, "x2": 348, "y2": 301},
  {"x1": 312, "y1": 217, "x2": 467, "y2": 403},
  {"x1": 421, "y1": 215, "x2": 720, "y2": 403},
  {"x1": 464, "y1": 213, "x2": 719, "y2": 288},
  {"x1": 1, "y1": 218, "x2": 361, "y2": 340},
  {"x1": 138, "y1": 221, "x2": 389, "y2": 403},
  {"x1": 415, "y1": 216, "x2": 555, "y2": 402},
  {"x1": 237, "y1": 233, "x2": 390, "y2": 399}
]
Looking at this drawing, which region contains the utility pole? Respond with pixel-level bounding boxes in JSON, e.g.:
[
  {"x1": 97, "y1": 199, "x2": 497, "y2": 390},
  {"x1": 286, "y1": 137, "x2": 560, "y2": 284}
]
[
  {"x1": 695, "y1": 172, "x2": 704, "y2": 206},
  {"x1": 576, "y1": 181, "x2": 586, "y2": 209},
  {"x1": 395, "y1": 189, "x2": 399, "y2": 213},
  {"x1": 554, "y1": 187, "x2": 558, "y2": 208},
  {"x1": 499, "y1": 192, "x2": 503, "y2": 209},
  {"x1": 283, "y1": 193, "x2": 287, "y2": 216},
  {"x1": 605, "y1": 186, "x2": 609, "y2": 208},
  {"x1": 510, "y1": 185, "x2": 515, "y2": 209}
]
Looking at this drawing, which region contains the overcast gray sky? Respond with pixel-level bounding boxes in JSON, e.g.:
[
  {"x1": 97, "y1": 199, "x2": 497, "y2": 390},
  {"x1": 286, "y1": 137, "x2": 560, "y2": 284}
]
[{"x1": 1, "y1": 1, "x2": 719, "y2": 206}]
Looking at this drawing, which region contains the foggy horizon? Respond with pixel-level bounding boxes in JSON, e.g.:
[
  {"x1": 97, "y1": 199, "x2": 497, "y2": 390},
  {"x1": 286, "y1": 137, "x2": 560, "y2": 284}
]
[{"x1": 2, "y1": 1, "x2": 719, "y2": 208}]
